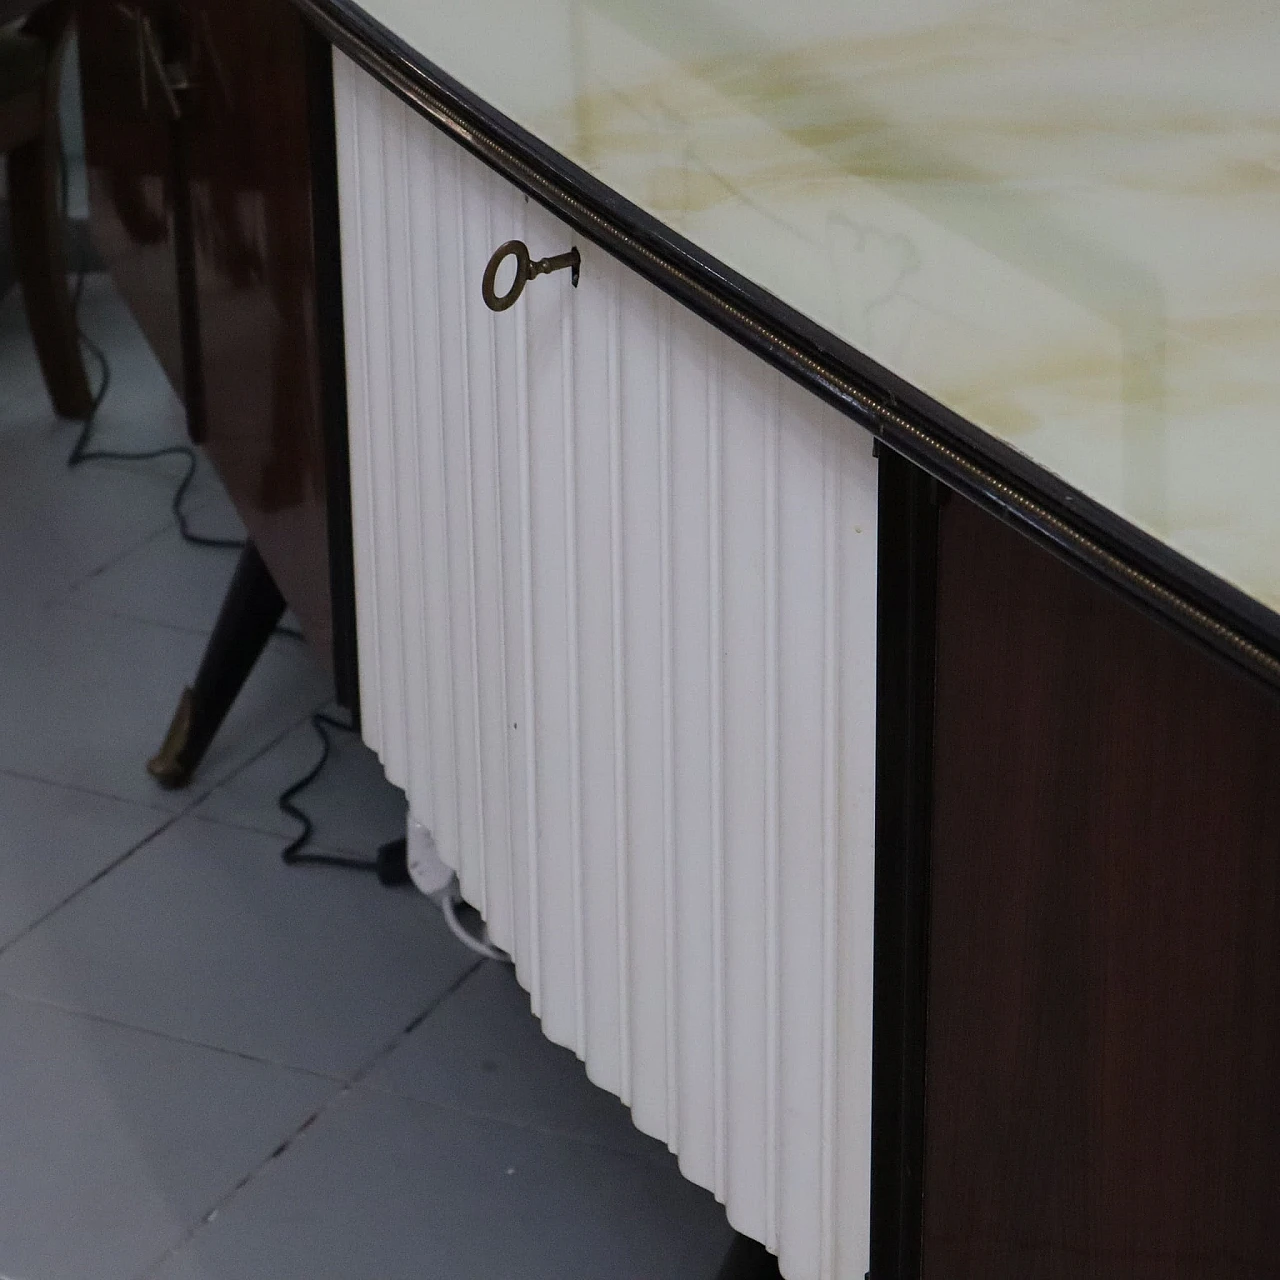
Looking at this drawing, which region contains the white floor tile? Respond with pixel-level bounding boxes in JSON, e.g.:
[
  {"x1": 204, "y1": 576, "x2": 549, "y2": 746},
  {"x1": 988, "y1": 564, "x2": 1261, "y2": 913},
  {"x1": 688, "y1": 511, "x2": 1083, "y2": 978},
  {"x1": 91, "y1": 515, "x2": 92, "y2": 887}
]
[
  {"x1": 0, "y1": 814, "x2": 478, "y2": 1077},
  {"x1": 0, "y1": 277, "x2": 241, "y2": 614},
  {"x1": 0, "y1": 992, "x2": 335, "y2": 1280},
  {"x1": 195, "y1": 712, "x2": 407, "y2": 853},
  {"x1": 0, "y1": 602, "x2": 330, "y2": 812},
  {"x1": 147, "y1": 1087, "x2": 734, "y2": 1280},
  {"x1": 366, "y1": 962, "x2": 664, "y2": 1163},
  {"x1": 67, "y1": 522, "x2": 242, "y2": 635},
  {"x1": 0, "y1": 771, "x2": 167, "y2": 951}
]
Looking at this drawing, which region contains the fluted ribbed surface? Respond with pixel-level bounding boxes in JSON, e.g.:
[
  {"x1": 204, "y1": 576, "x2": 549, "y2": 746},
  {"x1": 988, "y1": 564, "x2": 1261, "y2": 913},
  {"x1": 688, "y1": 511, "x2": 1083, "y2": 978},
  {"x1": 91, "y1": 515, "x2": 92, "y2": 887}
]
[{"x1": 334, "y1": 53, "x2": 878, "y2": 1280}]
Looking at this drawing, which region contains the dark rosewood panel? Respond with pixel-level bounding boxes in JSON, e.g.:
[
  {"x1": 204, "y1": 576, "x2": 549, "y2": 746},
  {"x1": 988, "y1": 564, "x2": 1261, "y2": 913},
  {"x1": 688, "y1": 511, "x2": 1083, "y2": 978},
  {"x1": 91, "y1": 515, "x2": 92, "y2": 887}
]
[
  {"x1": 869, "y1": 448, "x2": 938, "y2": 1280},
  {"x1": 923, "y1": 495, "x2": 1280, "y2": 1280},
  {"x1": 80, "y1": 0, "x2": 334, "y2": 664},
  {"x1": 78, "y1": 0, "x2": 188, "y2": 400},
  {"x1": 186, "y1": 0, "x2": 331, "y2": 658}
]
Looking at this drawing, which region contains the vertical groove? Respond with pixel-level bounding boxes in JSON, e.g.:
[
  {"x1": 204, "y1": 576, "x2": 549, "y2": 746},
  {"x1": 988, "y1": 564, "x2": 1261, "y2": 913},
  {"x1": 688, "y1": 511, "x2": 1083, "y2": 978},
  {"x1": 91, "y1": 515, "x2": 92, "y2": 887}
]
[
  {"x1": 483, "y1": 193, "x2": 506, "y2": 876},
  {"x1": 819, "y1": 411, "x2": 841, "y2": 1280},
  {"x1": 438, "y1": 147, "x2": 468, "y2": 873},
  {"x1": 709, "y1": 333, "x2": 727, "y2": 1198},
  {"x1": 358, "y1": 81, "x2": 388, "y2": 754},
  {"x1": 429, "y1": 130, "x2": 460, "y2": 866},
  {"x1": 563, "y1": 240, "x2": 587, "y2": 1057},
  {"x1": 496, "y1": 196, "x2": 527, "y2": 953},
  {"x1": 344, "y1": 74, "x2": 383, "y2": 752},
  {"x1": 764, "y1": 373, "x2": 782, "y2": 1252},
  {"x1": 515, "y1": 204, "x2": 542, "y2": 1008},
  {"x1": 374, "y1": 97, "x2": 405, "y2": 778},
  {"x1": 386, "y1": 100, "x2": 413, "y2": 790},
  {"x1": 402, "y1": 103, "x2": 431, "y2": 824},
  {"x1": 658, "y1": 294, "x2": 679, "y2": 1149},
  {"x1": 608, "y1": 262, "x2": 632, "y2": 1105},
  {"x1": 457, "y1": 164, "x2": 488, "y2": 909}
]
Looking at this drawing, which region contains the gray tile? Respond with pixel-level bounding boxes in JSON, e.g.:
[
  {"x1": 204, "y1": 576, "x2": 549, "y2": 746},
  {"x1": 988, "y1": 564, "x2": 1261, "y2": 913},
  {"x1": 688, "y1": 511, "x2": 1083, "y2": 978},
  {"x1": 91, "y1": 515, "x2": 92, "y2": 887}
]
[
  {"x1": 0, "y1": 771, "x2": 168, "y2": 950},
  {"x1": 0, "y1": 276, "x2": 243, "y2": 613},
  {"x1": 186, "y1": 472, "x2": 249, "y2": 547},
  {"x1": 2, "y1": 272, "x2": 177, "y2": 457},
  {"x1": 0, "y1": 992, "x2": 335, "y2": 1280},
  {"x1": 148, "y1": 1087, "x2": 734, "y2": 1280},
  {"x1": 67, "y1": 520, "x2": 242, "y2": 635},
  {"x1": 0, "y1": 814, "x2": 478, "y2": 1077},
  {"x1": 0, "y1": 412, "x2": 198, "y2": 612},
  {"x1": 0, "y1": 273, "x2": 186, "y2": 452},
  {"x1": 196, "y1": 712, "x2": 407, "y2": 853},
  {"x1": 366, "y1": 963, "x2": 664, "y2": 1163},
  {"x1": 0, "y1": 435, "x2": 237, "y2": 615},
  {"x1": 0, "y1": 602, "x2": 330, "y2": 812}
]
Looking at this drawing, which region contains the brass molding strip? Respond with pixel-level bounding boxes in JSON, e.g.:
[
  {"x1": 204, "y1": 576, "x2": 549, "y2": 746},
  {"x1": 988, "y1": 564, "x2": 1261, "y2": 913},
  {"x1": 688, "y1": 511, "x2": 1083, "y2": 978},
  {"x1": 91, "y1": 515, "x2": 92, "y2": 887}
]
[{"x1": 297, "y1": 0, "x2": 1280, "y2": 691}]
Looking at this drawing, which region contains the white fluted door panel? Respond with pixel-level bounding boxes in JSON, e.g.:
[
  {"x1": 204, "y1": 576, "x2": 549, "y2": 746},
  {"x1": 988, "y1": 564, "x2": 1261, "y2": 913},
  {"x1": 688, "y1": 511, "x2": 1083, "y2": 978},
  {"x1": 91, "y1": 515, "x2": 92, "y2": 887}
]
[{"x1": 335, "y1": 52, "x2": 878, "y2": 1280}]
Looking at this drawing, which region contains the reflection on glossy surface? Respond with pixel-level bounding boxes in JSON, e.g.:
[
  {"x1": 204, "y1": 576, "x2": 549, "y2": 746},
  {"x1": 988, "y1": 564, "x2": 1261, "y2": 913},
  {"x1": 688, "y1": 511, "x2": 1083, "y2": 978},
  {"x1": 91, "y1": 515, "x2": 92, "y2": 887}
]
[
  {"x1": 80, "y1": 0, "x2": 331, "y2": 661},
  {"x1": 188, "y1": 0, "x2": 331, "y2": 659},
  {"x1": 79, "y1": 0, "x2": 186, "y2": 399},
  {"x1": 354, "y1": 0, "x2": 1280, "y2": 613}
]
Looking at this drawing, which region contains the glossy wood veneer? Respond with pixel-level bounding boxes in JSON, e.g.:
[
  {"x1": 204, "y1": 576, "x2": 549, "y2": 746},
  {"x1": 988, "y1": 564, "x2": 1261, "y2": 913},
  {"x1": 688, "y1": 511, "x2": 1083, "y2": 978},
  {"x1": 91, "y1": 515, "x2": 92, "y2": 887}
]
[
  {"x1": 79, "y1": 0, "x2": 333, "y2": 663},
  {"x1": 924, "y1": 495, "x2": 1280, "y2": 1280}
]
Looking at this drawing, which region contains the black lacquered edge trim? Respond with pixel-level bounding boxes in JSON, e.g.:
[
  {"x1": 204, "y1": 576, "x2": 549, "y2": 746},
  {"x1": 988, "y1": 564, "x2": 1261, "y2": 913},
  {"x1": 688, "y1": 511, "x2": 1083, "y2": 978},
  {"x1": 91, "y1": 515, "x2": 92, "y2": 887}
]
[
  {"x1": 291, "y1": 0, "x2": 1280, "y2": 693},
  {"x1": 870, "y1": 451, "x2": 936, "y2": 1280},
  {"x1": 303, "y1": 25, "x2": 361, "y2": 723}
]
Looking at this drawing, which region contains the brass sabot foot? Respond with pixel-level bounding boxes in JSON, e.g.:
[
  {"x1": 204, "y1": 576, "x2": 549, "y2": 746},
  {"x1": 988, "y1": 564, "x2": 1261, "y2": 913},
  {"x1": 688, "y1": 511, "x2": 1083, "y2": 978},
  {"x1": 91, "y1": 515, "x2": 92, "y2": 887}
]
[{"x1": 147, "y1": 687, "x2": 196, "y2": 789}]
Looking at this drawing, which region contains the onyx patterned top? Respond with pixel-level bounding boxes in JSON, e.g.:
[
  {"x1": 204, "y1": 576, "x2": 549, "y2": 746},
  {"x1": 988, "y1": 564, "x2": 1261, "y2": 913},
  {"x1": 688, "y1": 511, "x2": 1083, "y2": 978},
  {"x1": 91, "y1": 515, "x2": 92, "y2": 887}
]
[{"x1": 299, "y1": 0, "x2": 1280, "y2": 677}]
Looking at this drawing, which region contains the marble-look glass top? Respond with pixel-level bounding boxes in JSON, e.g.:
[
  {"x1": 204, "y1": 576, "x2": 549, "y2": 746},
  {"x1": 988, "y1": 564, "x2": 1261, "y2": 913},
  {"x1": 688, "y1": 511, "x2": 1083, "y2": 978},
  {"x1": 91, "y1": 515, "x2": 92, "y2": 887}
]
[{"x1": 353, "y1": 0, "x2": 1280, "y2": 615}]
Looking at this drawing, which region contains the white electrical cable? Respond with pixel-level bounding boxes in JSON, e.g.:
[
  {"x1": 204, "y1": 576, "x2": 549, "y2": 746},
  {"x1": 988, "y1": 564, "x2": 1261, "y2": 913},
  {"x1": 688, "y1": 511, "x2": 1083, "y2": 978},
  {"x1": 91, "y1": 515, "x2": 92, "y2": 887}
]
[{"x1": 436, "y1": 889, "x2": 512, "y2": 963}]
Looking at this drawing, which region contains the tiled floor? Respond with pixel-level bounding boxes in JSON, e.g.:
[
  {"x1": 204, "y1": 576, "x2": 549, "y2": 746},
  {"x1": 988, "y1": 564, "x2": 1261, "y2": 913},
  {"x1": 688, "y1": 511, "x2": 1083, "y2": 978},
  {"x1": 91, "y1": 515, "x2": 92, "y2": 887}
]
[{"x1": 0, "y1": 276, "x2": 736, "y2": 1278}]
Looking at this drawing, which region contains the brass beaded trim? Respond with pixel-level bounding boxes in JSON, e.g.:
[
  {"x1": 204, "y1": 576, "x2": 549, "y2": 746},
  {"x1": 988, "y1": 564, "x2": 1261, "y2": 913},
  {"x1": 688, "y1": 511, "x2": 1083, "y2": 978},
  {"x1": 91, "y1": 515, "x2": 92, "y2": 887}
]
[{"x1": 306, "y1": 0, "x2": 1280, "y2": 687}]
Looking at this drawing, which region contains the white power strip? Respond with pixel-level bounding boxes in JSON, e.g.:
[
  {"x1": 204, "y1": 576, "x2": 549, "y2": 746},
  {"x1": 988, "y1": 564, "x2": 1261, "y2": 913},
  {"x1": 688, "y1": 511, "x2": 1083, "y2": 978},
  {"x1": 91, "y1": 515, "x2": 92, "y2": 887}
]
[
  {"x1": 404, "y1": 817, "x2": 452, "y2": 896},
  {"x1": 404, "y1": 818, "x2": 511, "y2": 963}
]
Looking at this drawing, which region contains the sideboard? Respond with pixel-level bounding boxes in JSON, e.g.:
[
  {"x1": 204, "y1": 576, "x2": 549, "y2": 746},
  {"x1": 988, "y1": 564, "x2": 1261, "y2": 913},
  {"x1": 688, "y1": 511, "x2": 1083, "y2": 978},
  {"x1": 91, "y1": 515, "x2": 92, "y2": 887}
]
[{"x1": 101, "y1": 0, "x2": 1280, "y2": 1275}]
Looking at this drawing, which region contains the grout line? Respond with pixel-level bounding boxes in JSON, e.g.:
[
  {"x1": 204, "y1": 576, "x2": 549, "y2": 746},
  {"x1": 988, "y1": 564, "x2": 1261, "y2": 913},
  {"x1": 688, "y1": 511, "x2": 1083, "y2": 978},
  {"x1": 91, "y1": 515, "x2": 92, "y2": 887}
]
[
  {"x1": 54, "y1": 596, "x2": 227, "y2": 641},
  {"x1": 0, "y1": 988, "x2": 344, "y2": 1082},
  {"x1": 349, "y1": 962, "x2": 683, "y2": 1168},
  {"x1": 184, "y1": 803, "x2": 404, "y2": 863},
  {"x1": 49, "y1": 460, "x2": 215, "y2": 595},
  {"x1": 46, "y1": 595, "x2": 297, "y2": 645},
  {"x1": 345, "y1": 957, "x2": 485, "y2": 1088},
  {"x1": 0, "y1": 675, "x2": 325, "y2": 836},
  {"x1": 0, "y1": 809, "x2": 181, "y2": 963},
  {"x1": 133, "y1": 958, "x2": 486, "y2": 1280},
  {"x1": 0, "y1": 699, "x2": 326, "y2": 961},
  {"x1": 134, "y1": 1083, "x2": 346, "y2": 1280},
  {"x1": 0, "y1": 763, "x2": 172, "y2": 818},
  {"x1": 354, "y1": 1080, "x2": 682, "y2": 1168},
  {"x1": 60, "y1": 508, "x2": 187, "y2": 592}
]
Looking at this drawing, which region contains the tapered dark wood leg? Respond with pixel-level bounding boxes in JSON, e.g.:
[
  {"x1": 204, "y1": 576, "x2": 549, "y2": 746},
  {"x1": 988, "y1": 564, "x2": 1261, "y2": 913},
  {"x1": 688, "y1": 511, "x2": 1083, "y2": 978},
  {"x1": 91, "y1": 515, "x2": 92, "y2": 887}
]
[
  {"x1": 148, "y1": 541, "x2": 286, "y2": 789},
  {"x1": 7, "y1": 126, "x2": 93, "y2": 419}
]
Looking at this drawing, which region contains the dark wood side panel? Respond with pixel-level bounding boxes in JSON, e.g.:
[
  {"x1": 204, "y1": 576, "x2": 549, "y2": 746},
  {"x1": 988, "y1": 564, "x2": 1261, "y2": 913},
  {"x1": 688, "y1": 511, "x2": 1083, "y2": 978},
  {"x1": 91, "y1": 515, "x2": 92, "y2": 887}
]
[
  {"x1": 78, "y1": 0, "x2": 188, "y2": 400},
  {"x1": 870, "y1": 448, "x2": 938, "y2": 1280},
  {"x1": 186, "y1": 0, "x2": 332, "y2": 660},
  {"x1": 80, "y1": 0, "x2": 335, "y2": 665},
  {"x1": 923, "y1": 495, "x2": 1280, "y2": 1280},
  {"x1": 303, "y1": 25, "x2": 359, "y2": 714}
]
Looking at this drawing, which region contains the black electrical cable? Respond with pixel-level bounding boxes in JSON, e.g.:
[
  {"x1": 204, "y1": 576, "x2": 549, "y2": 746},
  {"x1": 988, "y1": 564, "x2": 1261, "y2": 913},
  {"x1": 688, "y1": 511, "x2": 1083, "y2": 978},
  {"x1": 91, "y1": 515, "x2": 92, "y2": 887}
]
[
  {"x1": 59, "y1": 147, "x2": 245, "y2": 552},
  {"x1": 277, "y1": 710, "x2": 411, "y2": 884},
  {"x1": 278, "y1": 711, "x2": 370, "y2": 870},
  {"x1": 55, "y1": 150, "x2": 390, "y2": 881}
]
